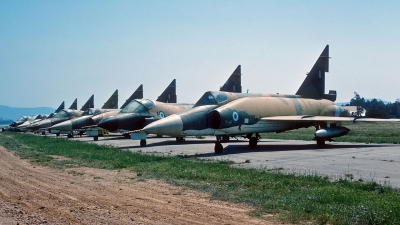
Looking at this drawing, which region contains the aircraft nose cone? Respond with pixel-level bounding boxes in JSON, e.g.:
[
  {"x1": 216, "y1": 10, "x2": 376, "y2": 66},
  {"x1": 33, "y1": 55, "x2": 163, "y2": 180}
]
[
  {"x1": 98, "y1": 117, "x2": 119, "y2": 131},
  {"x1": 37, "y1": 119, "x2": 52, "y2": 129},
  {"x1": 51, "y1": 121, "x2": 72, "y2": 131},
  {"x1": 143, "y1": 114, "x2": 183, "y2": 136}
]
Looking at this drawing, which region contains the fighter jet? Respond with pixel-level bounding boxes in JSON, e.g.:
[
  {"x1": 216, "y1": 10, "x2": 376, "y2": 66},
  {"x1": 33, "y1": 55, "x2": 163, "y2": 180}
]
[
  {"x1": 98, "y1": 67, "x2": 242, "y2": 140},
  {"x1": 16, "y1": 114, "x2": 49, "y2": 132},
  {"x1": 135, "y1": 45, "x2": 400, "y2": 153},
  {"x1": 98, "y1": 79, "x2": 190, "y2": 138},
  {"x1": 27, "y1": 97, "x2": 88, "y2": 134},
  {"x1": 51, "y1": 86, "x2": 145, "y2": 138}
]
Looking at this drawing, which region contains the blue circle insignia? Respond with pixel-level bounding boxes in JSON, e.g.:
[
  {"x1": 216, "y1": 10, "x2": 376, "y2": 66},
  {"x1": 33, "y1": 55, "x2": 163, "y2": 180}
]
[
  {"x1": 232, "y1": 110, "x2": 239, "y2": 123},
  {"x1": 159, "y1": 111, "x2": 165, "y2": 118}
]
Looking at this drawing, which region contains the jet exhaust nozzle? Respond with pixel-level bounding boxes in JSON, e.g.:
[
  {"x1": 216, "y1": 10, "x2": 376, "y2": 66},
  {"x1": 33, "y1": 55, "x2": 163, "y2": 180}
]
[{"x1": 315, "y1": 127, "x2": 350, "y2": 139}]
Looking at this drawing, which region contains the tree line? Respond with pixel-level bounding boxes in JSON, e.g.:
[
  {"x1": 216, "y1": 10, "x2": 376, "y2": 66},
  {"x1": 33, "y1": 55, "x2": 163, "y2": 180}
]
[{"x1": 344, "y1": 92, "x2": 399, "y2": 118}]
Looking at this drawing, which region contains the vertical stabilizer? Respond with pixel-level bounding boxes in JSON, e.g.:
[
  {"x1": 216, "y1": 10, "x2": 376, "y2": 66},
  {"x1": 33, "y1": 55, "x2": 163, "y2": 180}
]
[
  {"x1": 157, "y1": 79, "x2": 177, "y2": 103},
  {"x1": 81, "y1": 94, "x2": 94, "y2": 111},
  {"x1": 69, "y1": 98, "x2": 78, "y2": 110},
  {"x1": 219, "y1": 65, "x2": 242, "y2": 93},
  {"x1": 120, "y1": 84, "x2": 144, "y2": 109},
  {"x1": 54, "y1": 101, "x2": 65, "y2": 113},
  {"x1": 296, "y1": 45, "x2": 334, "y2": 100},
  {"x1": 102, "y1": 89, "x2": 118, "y2": 109}
]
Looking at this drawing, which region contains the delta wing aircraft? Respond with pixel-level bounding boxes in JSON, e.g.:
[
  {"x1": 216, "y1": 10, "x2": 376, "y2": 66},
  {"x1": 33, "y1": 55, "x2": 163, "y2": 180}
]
[
  {"x1": 98, "y1": 79, "x2": 193, "y2": 138},
  {"x1": 51, "y1": 86, "x2": 141, "y2": 138},
  {"x1": 7, "y1": 101, "x2": 64, "y2": 131},
  {"x1": 16, "y1": 114, "x2": 48, "y2": 132},
  {"x1": 27, "y1": 96, "x2": 94, "y2": 134},
  {"x1": 135, "y1": 45, "x2": 400, "y2": 153},
  {"x1": 99, "y1": 67, "x2": 242, "y2": 140}
]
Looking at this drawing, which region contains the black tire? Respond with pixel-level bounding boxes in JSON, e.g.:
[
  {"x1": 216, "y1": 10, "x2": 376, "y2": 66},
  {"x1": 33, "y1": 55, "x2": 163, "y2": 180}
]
[
  {"x1": 176, "y1": 137, "x2": 185, "y2": 142},
  {"x1": 67, "y1": 134, "x2": 72, "y2": 138},
  {"x1": 56, "y1": 133, "x2": 60, "y2": 137},
  {"x1": 123, "y1": 133, "x2": 130, "y2": 139},
  {"x1": 140, "y1": 139, "x2": 147, "y2": 147},
  {"x1": 157, "y1": 134, "x2": 163, "y2": 138},
  {"x1": 94, "y1": 136, "x2": 98, "y2": 141},
  {"x1": 214, "y1": 142, "x2": 223, "y2": 154},
  {"x1": 41, "y1": 131, "x2": 45, "y2": 135},
  {"x1": 222, "y1": 135, "x2": 230, "y2": 142},
  {"x1": 316, "y1": 138, "x2": 325, "y2": 148},
  {"x1": 249, "y1": 137, "x2": 258, "y2": 147}
]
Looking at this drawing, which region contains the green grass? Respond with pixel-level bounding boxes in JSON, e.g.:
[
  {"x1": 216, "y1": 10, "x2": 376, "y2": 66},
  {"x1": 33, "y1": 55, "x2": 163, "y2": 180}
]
[
  {"x1": 1, "y1": 132, "x2": 400, "y2": 224},
  {"x1": 262, "y1": 123, "x2": 400, "y2": 144}
]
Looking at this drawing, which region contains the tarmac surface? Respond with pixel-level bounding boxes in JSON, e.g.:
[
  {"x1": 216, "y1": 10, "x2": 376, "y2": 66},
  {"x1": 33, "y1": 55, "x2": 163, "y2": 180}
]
[{"x1": 69, "y1": 134, "x2": 400, "y2": 188}]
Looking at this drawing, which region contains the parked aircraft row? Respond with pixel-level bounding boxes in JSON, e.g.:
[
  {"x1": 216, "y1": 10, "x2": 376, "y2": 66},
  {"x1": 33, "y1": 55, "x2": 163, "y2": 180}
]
[{"x1": 5, "y1": 45, "x2": 399, "y2": 154}]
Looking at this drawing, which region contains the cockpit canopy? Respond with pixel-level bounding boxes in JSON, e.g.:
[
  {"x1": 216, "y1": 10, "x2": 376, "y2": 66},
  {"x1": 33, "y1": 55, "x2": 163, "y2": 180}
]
[
  {"x1": 54, "y1": 109, "x2": 75, "y2": 118},
  {"x1": 194, "y1": 91, "x2": 229, "y2": 107},
  {"x1": 82, "y1": 108, "x2": 96, "y2": 116},
  {"x1": 16, "y1": 116, "x2": 30, "y2": 122},
  {"x1": 120, "y1": 99, "x2": 155, "y2": 113}
]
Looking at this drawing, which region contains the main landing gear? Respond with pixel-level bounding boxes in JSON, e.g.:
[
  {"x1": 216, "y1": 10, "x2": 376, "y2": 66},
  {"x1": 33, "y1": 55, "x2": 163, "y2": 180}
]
[
  {"x1": 214, "y1": 136, "x2": 223, "y2": 154},
  {"x1": 247, "y1": 133, "x2": 259, "y2": 148}
]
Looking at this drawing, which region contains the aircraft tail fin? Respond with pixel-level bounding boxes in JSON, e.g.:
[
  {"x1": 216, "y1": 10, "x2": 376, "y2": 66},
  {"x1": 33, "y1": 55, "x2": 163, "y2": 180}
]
[
  {"x1": 157, "y1": 79, "x2": 177, "y2": 103},
  {"x1": 102, "y1": 89, "x2": 118, "y2": 109},
  {"x1": 219, "y1": 65, "x2": 242, "y2": 93},
  {"x1": 295, "y1": 45, "x2": 336, "y2": 101},
  {"x1": 80, "y1": 94, "x2": 94, "y2": 111},
  {"x1": 69, "y1": 98, "x2": 78, "y2": 110},
  {"x1": 120, "y1": 84, "x2": 143, "y2": 109},
  {"x1": 54, "y1": 101, "x2": 65, "y2": 113}
]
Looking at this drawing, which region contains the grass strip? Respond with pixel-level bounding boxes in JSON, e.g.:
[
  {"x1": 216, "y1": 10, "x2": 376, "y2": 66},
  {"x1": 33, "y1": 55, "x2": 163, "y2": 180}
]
[{"x1": 1, "y1": 132, "x2": 400, "y2": 224}]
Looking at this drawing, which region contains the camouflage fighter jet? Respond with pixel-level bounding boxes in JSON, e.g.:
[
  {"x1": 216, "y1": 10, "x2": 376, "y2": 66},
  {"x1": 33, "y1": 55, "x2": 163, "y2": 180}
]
[
  {"x1": 16, "y1": 114, "x2": 49, "y2": 132},
  {"x1": 50, "y1": 89, "x2": 121, "y2": 137},
  {"x1": 134, "y1": 45, "x2": 400, "y2": 153},
  {"x1": 98, "y1": 67, "x2": 242, "y2": 139},
  {"x1": 27, "y1": 96, "x2": 92, "y2": 134},
  {"x1": 98, "y1": 79, "x2": 191, "y2": 138}
]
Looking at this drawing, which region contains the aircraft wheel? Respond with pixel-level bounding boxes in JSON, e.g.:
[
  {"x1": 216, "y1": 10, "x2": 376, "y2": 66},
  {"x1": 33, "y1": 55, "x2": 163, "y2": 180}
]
[
  {"x1": 67, "y1": 134, "x2": 72, "y2": 138},
  {"x1": 176, "y1": 137, "x2": 185, "y2": 142},
  {"x1": 249, "y1": 137, "x2": 258, "y2": 147},
  {"x1": 140, "y1": 139, "x2": 147, "y2": 147},
  {"x1": 56, "y1": 133, "x2": 60, "y2": 137},
  {"x1": 214, "y1": 142, "x2": 223, "y2": 154},
  {"x1": 41, "y1": 131, "x2": 45, "y2": 135},
  {"x1": 157, "y1": 134, "x2": 163, "y2": 138},
  {"x1": 123, "y1": 133, "x2": 130, "y2": 139},
  {"x1": 93, "y1": 136, "x2": 98, "y2": 141},
  {"x1": 222, "y1": 135, "x2": 230, "y2": 142},
  {"x1": 316, "y1": 138, "x2": 325, "y2": 148}
]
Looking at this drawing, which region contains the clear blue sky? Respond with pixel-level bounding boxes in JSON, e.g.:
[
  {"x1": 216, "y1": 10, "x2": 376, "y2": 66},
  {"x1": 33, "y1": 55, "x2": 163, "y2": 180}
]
[{"x1": 1, "y1": 1, "x2": 399, "y2": 108}]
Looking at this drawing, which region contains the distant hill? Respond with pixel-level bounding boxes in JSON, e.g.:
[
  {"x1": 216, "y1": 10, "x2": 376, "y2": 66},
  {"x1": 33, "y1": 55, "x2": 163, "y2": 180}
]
[{"x1": 0, "y1": 105, "x2": 55, "y2": 122}]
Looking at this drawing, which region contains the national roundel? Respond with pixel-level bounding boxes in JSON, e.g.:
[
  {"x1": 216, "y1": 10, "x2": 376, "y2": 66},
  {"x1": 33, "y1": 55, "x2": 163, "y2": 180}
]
[
  {"x1": 232, "y1": 110, "x2": 239, "y2": 123},
  {"x1": 158, "y1": 111, "x2": 165, "y2": 118}
]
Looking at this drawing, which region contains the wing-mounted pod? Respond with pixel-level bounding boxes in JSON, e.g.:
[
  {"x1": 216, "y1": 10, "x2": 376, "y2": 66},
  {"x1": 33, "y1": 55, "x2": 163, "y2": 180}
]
[
  {"x1": 69, "y1": 98, "x2": 78, "y2": 110},
  {"x1": 54, "y1": 101, "x2": 65, "y2": 113},
  {"x1": 102, "y1": 89, "x2": 118, "y2": 109},
  {"x1": 157, "y1": 79, "x2": 176, "y2": 103},
  {"x1": 81, "y1": 95, "x2": 94, "y2": 111},
  {"x1": 296, "y1": 45, "x2": 336, "y2": 101},
  {"x1": 219, "y1": 65, "x2": 242, "y2": 93},
  {"x1": 120, "y1": 84, "x2": 144, "y2": 109}
]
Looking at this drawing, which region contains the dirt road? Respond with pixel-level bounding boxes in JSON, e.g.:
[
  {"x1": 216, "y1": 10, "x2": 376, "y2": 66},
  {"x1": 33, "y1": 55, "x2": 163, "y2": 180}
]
[{"x1": 0, "y1": 146, "x2": 276, "y2": 224}]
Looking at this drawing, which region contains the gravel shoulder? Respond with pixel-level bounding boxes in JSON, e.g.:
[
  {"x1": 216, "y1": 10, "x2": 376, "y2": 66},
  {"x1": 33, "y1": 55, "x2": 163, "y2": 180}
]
[{"x1": 0, "y1": 146, "x2": 277, "y2": 224}]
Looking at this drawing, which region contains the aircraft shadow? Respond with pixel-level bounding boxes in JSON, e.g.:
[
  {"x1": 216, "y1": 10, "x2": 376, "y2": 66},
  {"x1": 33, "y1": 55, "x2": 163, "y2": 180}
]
[{"x1": 210, "y1": 143, "x2": 389, "y2": 157}]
